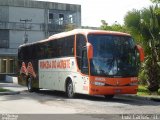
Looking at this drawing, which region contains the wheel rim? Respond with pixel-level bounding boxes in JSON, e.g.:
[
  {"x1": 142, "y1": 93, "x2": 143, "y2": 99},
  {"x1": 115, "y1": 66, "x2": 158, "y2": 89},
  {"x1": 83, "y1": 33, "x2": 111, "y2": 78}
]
[
  {"x1": 28, "y1": 78, "x2": 32, "y2": 90},
  {"x1": 67, "y1": 83, "x2": 73, "y2": 97}
]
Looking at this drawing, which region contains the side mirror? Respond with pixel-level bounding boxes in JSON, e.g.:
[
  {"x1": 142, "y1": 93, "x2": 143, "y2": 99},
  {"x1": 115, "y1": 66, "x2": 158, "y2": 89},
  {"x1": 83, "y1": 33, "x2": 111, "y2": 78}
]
[
  {"x1": 136, "y1": 45, "x2": 145, "y2": 62},
  {"x1": 86, "y1": 42, "x2": 93, "y2": 59}
]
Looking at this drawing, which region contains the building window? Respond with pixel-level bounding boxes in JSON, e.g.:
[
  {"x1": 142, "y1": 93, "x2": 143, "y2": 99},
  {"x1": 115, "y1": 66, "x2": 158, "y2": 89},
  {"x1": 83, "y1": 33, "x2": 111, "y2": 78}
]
[
  {"x1": 0, "y1": 40, "x2": 8, "y2": 48},
  {"x1": 0, "y1": 58, "x2": 16, "y2": 74},
  {"x1": 69, "y1": 15, "x2": 73, "y2": 24},
  {"x1": 9, "y1": 59, "x2": 15, "y2": 73},
  {"x1": 0, "y1": 30, "x2": 9, "y2": 48},
  {"x1": 49, "y1": 13, "x2": 54, "y2": 23},
  {"x1": 1, "y1": 59, "x2": 7, "y2": 73},
  {"x1": 59, "y1": 14, "x2": 64, "y2": 25},
  {"x1": 49, "y1": 13, "x2": 53, "y2": 19}
]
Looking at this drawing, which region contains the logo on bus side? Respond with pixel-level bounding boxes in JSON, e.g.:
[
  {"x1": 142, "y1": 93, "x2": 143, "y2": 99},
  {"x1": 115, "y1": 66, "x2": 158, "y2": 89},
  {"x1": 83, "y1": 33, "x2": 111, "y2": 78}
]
[
  {"x1": 40, "y1": 59, "x2": 71, "y2": 69},
  {"x1": 20, "y1": 62, "x2": 28, "y2": 75},
  {"x1": 27, "y1": 62, "x2": 36, "y2": 78},
  {"x1": 20, "y1": 62, "x2": 36, "y2": 78}
]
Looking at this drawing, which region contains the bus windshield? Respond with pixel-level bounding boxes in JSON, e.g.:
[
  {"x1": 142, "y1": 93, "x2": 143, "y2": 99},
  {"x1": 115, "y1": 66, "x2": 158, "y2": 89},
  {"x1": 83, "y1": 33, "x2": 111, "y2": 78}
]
[{"x1": 88, "y1": 34, "x2": 139, "y2": 77}]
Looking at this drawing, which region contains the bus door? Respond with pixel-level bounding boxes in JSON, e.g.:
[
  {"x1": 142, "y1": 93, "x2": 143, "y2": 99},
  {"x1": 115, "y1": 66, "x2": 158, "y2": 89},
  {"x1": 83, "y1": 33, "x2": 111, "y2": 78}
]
[{"x1": 75, "y1": 34, "x2": 89, "y2": 94}]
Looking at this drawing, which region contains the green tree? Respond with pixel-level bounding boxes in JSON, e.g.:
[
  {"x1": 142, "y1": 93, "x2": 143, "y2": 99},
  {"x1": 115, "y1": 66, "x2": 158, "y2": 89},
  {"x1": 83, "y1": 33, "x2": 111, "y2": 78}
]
[
  {"x1": 100, "y1": 20, "x2": 112, "y2": 30},
  {"x1": 150, "y1": 0, "x2": 160, "y2": 3},
  {"x1": 100, "y1": 20, "x2": 127, "y2": 32},
  {"x1": 124, "y1": 9, "x2": 142, "y2": 43},
  {"x1": 150, "y1": 0, "x2": 160, "y2": 14},
  {"x1": 64, "y1": 24, "x2": 76, "y2": 31},
  {"x1": 124, "y1": 6, "x2": 160, "y2": 92}
]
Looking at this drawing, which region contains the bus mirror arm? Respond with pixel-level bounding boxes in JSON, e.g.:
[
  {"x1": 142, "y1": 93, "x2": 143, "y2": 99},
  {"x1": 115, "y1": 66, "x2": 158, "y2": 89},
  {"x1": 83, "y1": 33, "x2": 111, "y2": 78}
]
[
  {"x1": 136, "y1": 45, "x2": 145, "y2": 62},
  {"x1": 87, "y1": 42, "x2": 93, "y2": 59}
]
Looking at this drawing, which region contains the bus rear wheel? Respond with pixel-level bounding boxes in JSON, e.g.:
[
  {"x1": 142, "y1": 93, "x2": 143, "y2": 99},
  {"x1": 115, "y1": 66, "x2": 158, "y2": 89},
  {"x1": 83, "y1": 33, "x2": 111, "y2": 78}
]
[
  {"x1": 27, "y1": 77, "x2": 33, "y2": 92},
  {"x1": 66, "y1": 80, "x2": 75, "y2": 98}
]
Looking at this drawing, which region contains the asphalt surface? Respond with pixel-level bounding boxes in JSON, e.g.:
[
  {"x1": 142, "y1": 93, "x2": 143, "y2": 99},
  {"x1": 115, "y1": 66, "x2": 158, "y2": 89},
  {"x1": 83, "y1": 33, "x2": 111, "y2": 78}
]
[
  {"x1": 0, "y1": 83, "x2": 160, "y2": 120},
  {"x1": 1, "y1": 82, "x2": 160, "y2": 101}
]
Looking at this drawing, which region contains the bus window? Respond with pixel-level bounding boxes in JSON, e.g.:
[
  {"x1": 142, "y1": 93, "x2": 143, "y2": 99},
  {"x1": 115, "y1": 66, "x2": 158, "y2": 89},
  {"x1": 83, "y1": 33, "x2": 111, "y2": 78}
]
[
  {"x1": 65, "y1": 36, "x2": 74, "y2": 56},
  {"x1": 30, "y1": 44, "x2": 37, "y2": 60},
  {"x1": 76, "y1": 34, "x2": 88, "y2": 74},
  {"x1": 81, "y1": 48, "x2": 89, "y2": 74},
  {"x1": 37, "y1": 44, "x2": 45, "y2": 59},
  {"x1": 18, "y1": 48, "x2": 23, "y2": 60},
  {"x1": 49, "y1": 40, "x2": 58, "y2": 58}
]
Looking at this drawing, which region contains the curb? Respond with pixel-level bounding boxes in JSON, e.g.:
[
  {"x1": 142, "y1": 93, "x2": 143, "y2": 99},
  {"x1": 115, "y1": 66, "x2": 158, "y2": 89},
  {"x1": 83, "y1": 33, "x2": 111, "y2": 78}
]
[
  {"x1": 0, "y1": 91, "x2": 20, "y2": 95},
  {"x1": 117, "y1": 94, "x2": 160, "y2": 102},
  {"x1": 149, "y1": 97, "x2": 160, "y2": 102}
]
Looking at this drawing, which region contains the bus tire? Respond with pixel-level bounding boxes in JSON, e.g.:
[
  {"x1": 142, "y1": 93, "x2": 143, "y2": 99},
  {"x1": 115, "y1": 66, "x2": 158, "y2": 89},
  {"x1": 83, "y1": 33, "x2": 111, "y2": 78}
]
[
  {"x1": 66, "y1": 79, "x2": 75, "y2": 98},
  {"x1": 27, "y1": 77, "x2": 34, "y2": 92},
  {"x1": 104, "y1": 95, "x2": 114, "y2": 99}
]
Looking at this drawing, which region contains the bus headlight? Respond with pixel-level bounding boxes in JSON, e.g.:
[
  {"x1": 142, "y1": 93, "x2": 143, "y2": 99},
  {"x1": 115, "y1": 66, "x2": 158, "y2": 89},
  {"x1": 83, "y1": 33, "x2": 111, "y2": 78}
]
[{"x1": 94, "y1": 82, "x2": 105, "y2": 86}]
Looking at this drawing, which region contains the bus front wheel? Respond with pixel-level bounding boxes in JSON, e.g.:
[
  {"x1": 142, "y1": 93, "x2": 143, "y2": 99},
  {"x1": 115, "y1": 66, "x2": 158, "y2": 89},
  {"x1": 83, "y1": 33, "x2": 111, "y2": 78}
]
[{"x1": 66, "y1": 80, "x2": 75, "y2": 98}]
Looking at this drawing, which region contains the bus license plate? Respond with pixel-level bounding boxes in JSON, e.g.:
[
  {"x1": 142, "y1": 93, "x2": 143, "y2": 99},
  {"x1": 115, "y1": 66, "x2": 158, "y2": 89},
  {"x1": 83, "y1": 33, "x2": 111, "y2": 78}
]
[{"x1": 115, "y1": 89, "x2": 121, "y2": 93}]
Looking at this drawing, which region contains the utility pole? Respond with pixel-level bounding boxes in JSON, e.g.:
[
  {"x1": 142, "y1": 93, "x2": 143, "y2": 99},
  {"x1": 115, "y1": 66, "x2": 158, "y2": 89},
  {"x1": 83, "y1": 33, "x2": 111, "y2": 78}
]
[{"x1": 20, "y1": 19, "x2": 32, "y2": 44}]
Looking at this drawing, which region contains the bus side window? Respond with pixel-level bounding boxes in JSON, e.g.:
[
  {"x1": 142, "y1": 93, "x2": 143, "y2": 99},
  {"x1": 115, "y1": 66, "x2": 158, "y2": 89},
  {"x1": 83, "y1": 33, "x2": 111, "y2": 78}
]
[
  {"x1": 31, "y1": 44, "x2": 37, "y2": 60},
  {"x1": 60, "y1": 36, "x2": 74, "y2": 57},
  {"x1": 76, "y1": 34, "x2": 89, "y2": 75},
  {"x1": 37, "y1": 43, "x2": 45, "y2": 59},
  {"x1": 18, "y1": 48, "x2": 23, "y2": 60},
  {"x1": 44, "y1": 43, "x2": 51, "y2": 59},
  {"x1": 81, "y1": 48, "x2": 89, "y2": 74},
  {"x1": 65, "y1": 36, "x2": 74, "y2": 56},
  {"x1": 49, "y1": 40, "x2": 57, "y2": 58},
  {"x1": 23, "y1": 47, "x2": 29, "y2": 60},
  {"x1": 57, "y1": 39, "x2": 63, "y2": 57}
]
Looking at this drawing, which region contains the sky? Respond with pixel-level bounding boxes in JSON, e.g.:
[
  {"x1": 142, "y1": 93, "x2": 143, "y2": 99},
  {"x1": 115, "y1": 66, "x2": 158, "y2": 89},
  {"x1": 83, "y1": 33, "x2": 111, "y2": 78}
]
[{"x1": 36, "y1": 0, "x2": 153, "y2": 27}]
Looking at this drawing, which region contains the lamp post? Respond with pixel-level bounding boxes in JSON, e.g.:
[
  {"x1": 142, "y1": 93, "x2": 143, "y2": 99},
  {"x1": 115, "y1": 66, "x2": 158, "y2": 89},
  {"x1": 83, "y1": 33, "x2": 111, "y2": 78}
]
[{"x1": 20, "y1": 19, "x2": 32, "y2": 44}]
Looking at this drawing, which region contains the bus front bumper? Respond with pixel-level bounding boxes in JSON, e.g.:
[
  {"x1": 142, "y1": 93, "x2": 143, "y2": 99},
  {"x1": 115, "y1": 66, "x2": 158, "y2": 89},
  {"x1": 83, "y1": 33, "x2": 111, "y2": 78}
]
[{"x1": 89, "y1": 85, "x2": 138, "y2": 95}]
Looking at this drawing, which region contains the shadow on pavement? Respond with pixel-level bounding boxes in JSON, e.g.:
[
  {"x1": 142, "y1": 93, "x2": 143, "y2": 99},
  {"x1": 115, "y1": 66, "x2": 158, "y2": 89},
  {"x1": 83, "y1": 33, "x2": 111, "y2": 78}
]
[{"x1": 1, "y1": 88, "x2": 160, "y2": 107}]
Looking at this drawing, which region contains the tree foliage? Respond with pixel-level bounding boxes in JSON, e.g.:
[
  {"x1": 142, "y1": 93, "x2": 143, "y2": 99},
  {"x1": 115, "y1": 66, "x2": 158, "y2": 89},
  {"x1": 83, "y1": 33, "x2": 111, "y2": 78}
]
[
  {"x1": 150, "y1": 0, "x2": 160, "y2": 3},
  {"x1": 100, "y1": 20, "x2": 127, "y2": 32},
  {"x1": 124, "y1": 6, "x2": 160, "y2": 92},
  {"x1": 64, "y1": 24, "x2": 76, "y2": 31},
  {"x1": 124, "y1": 9, "x2": 141, "y2": 29},
  {"x1": 100, "y1": 4, "x2": 160, "y2": 92}
]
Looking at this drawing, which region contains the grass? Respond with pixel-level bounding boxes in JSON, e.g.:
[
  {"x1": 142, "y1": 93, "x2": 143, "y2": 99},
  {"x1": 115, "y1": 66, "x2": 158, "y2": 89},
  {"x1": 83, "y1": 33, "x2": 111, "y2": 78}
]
[
  {"x1": 0, "y1": 88, "x2": 11, "y2": 92},
  {"x1": 137, "y1": 85, "x2": 160, "y2": 96}
]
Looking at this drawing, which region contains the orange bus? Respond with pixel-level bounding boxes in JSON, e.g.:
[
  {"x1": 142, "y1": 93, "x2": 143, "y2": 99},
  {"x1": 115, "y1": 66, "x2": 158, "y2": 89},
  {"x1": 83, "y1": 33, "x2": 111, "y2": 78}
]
[{"x1": 18, "y1": 29, "x2": 144, "y2": 98}]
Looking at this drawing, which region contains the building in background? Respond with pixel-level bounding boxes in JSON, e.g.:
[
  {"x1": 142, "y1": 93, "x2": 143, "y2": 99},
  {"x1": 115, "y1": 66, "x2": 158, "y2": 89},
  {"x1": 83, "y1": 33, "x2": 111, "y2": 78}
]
[{"x1": 0, "y1": 0, "x2": 81, "y2": 80}]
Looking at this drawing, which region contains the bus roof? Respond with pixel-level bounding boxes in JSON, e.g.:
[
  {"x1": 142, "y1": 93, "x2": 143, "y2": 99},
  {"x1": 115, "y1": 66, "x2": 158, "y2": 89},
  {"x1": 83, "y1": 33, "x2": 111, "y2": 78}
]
[
  {"x1": 19, "y1": 29, "x2": 131, "y2": 48},
  {"x1": 48, "y1": 29, "x2": 131, "y2": 40}
]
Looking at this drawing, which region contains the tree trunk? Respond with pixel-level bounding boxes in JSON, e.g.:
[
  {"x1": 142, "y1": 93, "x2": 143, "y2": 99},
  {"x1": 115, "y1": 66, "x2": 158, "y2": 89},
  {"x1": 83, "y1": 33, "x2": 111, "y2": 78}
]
[{"x1": 147, "y1": 42, "x2": 159, "y2": 92}]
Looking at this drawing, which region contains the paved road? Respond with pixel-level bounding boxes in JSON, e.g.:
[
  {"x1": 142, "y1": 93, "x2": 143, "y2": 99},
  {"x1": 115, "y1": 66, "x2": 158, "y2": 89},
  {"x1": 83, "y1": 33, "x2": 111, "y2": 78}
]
[{"x1": 0, "y1": 83, "x2": 160, "y2": 119}]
